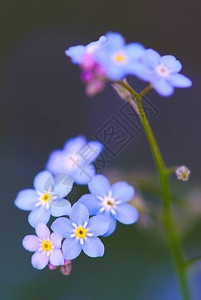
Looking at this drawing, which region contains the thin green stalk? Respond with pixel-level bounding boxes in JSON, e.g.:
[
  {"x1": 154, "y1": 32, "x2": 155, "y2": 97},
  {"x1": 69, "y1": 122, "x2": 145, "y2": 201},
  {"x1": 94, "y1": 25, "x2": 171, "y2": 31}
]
[
  {"x1": 185, "y1": 255, "x2": 201, "y2": 268},
  {"x1": 118, "y1": 80, "x2": 192, "y2": 300}
]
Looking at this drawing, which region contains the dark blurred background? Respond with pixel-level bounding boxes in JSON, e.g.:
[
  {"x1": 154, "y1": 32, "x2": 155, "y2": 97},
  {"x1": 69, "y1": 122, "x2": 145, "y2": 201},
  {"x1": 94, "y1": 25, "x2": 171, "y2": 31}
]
[{"x1": 0, "y1": 1, "x2": 201, "y2": 299}]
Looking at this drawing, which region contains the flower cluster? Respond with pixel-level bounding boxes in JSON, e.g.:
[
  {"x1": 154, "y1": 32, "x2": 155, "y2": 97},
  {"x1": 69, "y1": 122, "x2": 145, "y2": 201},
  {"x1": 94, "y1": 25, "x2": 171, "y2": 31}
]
[
  {"x1": 15, "y1": 135, "x2": 138, "y2": 273},
  {"x1": 66, "y1": 32, "x2": 192, "y2": 97}
]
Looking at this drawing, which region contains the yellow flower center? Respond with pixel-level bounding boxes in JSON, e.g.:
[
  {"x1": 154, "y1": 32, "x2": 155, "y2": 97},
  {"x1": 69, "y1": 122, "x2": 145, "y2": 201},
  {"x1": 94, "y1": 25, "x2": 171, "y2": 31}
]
[
  {"x1": 182, "y1": 172, "x2": 187, "y2": 179},
  {"x1": 113, "y1": 52, "x2": 127, "y2": 64},
  {"x1": 41, "y1": 240, "x2": 52, "y2": 251},
  {"x1": 75, "y1": 227, "x2": 87, "y2": 239},
  {"x1": 41, "y1": 193, "x2": 51, "y2": 203}
]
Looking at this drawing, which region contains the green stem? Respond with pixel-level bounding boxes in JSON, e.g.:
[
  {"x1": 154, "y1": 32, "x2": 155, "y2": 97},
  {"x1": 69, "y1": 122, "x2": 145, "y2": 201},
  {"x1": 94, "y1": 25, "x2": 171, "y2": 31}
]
[
  {"x1": 118, "y1": 80, "x2": 192, "y2": 300},
  {"x1": 185, "y1": 255, "x2": 201, "y2": 268}
]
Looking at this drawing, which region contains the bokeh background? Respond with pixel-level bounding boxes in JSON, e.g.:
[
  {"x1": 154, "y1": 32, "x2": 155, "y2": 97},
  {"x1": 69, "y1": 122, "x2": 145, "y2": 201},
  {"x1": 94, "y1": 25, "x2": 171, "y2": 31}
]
[{"x1": 0, "y1": 1, "x2": 201, "y2": 299}]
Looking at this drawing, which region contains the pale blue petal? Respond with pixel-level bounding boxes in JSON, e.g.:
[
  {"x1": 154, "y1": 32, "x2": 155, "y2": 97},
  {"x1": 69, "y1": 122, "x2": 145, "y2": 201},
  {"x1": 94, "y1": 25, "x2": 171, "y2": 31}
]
[
  {"x1": 87, "y1": 215, "x2": 109, "y2": 236},
  {"x1": 88, "y1": 175, "x2": 111, "y2": 197},
  {"x1": 35, "y1": 223, "x2": 50, "y2": 239},
  {"x1": 64, "y1": 135, "x2": 87, "y2": 153},
  {"x1": 105, "y1": 32, "x2": 125, "y2": 48},
  {"x1": 54, "y1": 174, "x2": 74, "y2": 197},
  {"x1": 50, "y1": 232, "x2": 62, "y2": 248},
  {"x1": 102, "y1": 215, "x2": 117, "y2": 237},
  {"x1": 72, "y1": 163, "x2": 96, "y2": 185},
  {"x1": 131, "y1": 64, "x2": 154, "y2": 81},
  {"x1": 82, "y1": 237, "x2": 104, "y2": 257},
  {"x1": 22, "y1": 235, "x2": 40, "y2": 252},
  {"x1": 33, "y1": 171, "x2": 54, "y2": 192},
  {"x1": 78, "y1": 194, "x2": 101, "y2": 215},
  {"x1": 152, "y1": 78, "x2": 174, "y2": 97},
  {"x1": 50, "y1": 199, "x2": 71, "y2": 217},
  {"x1": 28, "y1": 206, "x2": 50, "y2": 228},
  {"x1": 103, "y1": 65, "x2": 127, "y2": 81},
  {"x1": 65, "y1": 45, "x2": 86, "y2": 64},
  {"x1": 168, "y1": 74, "x2": 192, "y2": 88},
  {"x1": 161, "y1": 55, "x2": 182, "y2": 73},
  {"x1": 84, "y1": 141, "x2": 103, "y2": 164},
  {"x1": 115, "y1": 204, "x2": 139, "y2": 224},
  {"x1": 125, "y1": 43, "x2": 145, "y2": 60},
  {"x1": 31, "y1": 251, "x2": 49, "y2": 270},
  {"x1": 50, "y1": 249, "x2": 64, "y2": 266},
  {"x1": 46, "y1": 150, "x2": 64, "y2": 174},
  {"x1": 62, "y1": 238, "x2": 82, "y2": 260},
  {"x1": 51, "y1": 217, "x2": 74, "y2": 238},
  {"x1": 111, "y1": 182, "x2": 135, "y2": 203},
  {"x1": 143, "y1": 49, "x2": 161, "y2": 67},
  {"x1": 70, "y1": 203, "x2": 89, "y2": 226},
  {"x1": 14, "y1": 189, "x2": 38, "y2": 211}
]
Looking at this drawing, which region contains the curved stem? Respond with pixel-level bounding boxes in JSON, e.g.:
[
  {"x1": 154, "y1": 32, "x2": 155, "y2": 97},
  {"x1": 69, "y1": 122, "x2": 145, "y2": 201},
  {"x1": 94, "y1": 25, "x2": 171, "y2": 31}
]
[
  {"x1": 118, "y1": 80, "x2": 192, "y2": 300},
  {"x1": 185, "y1": 255, "x2": 201, "y2": 268}
]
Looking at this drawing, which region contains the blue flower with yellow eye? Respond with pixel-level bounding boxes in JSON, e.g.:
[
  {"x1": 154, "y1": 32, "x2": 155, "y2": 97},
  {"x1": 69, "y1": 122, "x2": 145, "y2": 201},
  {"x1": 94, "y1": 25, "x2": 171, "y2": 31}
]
[
  {"x1": 78, "y1": 175, "x2": 139, "y2": 236},
  {"x1": 51, "y1": 203, "x2": 109, "y2": 260},
  {"x1": 15, "y1": 170, "x2": 72, "y2": 228}
]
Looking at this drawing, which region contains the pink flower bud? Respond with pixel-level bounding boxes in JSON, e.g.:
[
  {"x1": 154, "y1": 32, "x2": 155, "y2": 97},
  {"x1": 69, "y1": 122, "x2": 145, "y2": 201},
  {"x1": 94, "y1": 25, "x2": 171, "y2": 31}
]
[{"x1": 60, "y1": 260, "x2": 72, "y2": 276}]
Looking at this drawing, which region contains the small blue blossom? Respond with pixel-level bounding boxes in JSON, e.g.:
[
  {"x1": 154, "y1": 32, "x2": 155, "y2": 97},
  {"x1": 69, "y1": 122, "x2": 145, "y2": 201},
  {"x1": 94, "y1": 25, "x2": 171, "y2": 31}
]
[
  {"x1": 46, "y1": 135, "x2": 103, "y2": 184},
  {"x1": 51, "y1": 203, "x2": 109, "y2": 260},
  {"x1": 94, "y1": 32, "x2": 145, "y2": 81},
  {"x1": 78, "y1": 175, "x2": 138, "y2": 236},
  {"x1": 15, "y1": 170, "x2": 72, "y2": 228},
  {"x1": 133, "y1": 49, "x2": 192, "y2": 96},
  {"x1": 22, "y1": 223, "x2": 64, "y2": 270}
]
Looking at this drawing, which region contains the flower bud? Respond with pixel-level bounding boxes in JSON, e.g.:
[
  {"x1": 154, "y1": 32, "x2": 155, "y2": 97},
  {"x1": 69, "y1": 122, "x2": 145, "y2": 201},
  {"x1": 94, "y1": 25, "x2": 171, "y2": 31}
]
[{"x1": 176, "y1": 165, "x2": 190, "y2": 181}]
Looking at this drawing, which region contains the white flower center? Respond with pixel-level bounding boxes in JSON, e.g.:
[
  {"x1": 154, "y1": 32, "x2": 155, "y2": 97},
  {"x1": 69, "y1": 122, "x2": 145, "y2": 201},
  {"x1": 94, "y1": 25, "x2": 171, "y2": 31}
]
[
  {"x1": 155, "y1": 64, "x2": 170, "y2": 77},
  {"x1": 97, "y1": 190, "x2": 121, "y2": 215}
]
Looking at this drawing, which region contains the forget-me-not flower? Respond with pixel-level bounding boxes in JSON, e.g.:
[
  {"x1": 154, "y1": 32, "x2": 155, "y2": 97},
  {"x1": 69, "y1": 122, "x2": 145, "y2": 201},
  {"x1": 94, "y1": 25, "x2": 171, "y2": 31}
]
[
  {"x1": 46, "y1": 135, "x2": 103, "y2": 184},
  {"x1": 15, "y1": 170, "x2": 72, "y2": 228},
  {"x1": 94, "y1": 32, "x2": 145, "y2": 81},
  {"x1": 22, "y1": 223, "x2": 64, "y2": 270},
  {"x1": 78, "y1": 175, "x2": 138, "y2": 236},
  {"x1": 51, "y1": 203, "x2": 109, "y2": 260},
  {"x1": 133, "y1": 49, "x2": 192, "y2": 96}
]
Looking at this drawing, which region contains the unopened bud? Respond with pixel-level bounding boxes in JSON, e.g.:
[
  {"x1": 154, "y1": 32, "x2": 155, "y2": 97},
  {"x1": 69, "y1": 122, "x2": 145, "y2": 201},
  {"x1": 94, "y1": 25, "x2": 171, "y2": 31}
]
[{"x1": 176, "y1": 165, "x2": 190, "y2": 181}]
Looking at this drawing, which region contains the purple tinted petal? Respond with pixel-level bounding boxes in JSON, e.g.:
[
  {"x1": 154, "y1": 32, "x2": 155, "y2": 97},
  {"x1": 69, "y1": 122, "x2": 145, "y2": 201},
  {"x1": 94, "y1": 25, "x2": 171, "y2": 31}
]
[
  {"x1": 87, "y1": 215, "x2": 109, "y2": 236},
  {"x1": 64, "y1": 135, "x2": 87, "y2": 152},
  {"x1": 168, "y1": 74, "x2": 192, "y2": 88},
  {"x1": 50, "y1": 249, "x2": 64, "y2": 266},
  {"x1": 33, "y1": 171, "x2": 54, "y2": 192},
  {"x1": 88, "y1": 175, "x2": 111, "y2": 197},
  {"x1": 51, "y1": 217, "x2": 74, "y2": 238},
  {"x1": 152, "y1": 78, "x2": 174, "y2": 97},
  {"x1": 161, "y1": 55, "x2": 182, "y2": 73},
  {"x1": 14, "y1": 189, "x2": 38, "y2": 211},
  {"x1": 65, "y1": 45, "x2": 86, "y2": 64},
  {"x1": 102, "y1": 215, "x2": 117, "y2": 237},
  {"x1": 82, "y1": 237, "x2": 104, "y2": 257},
  {"x1": 31, "y1": 251, "x2": 49, "y2": 270},
  {"x1": 22, "y1": 235, "x2": 40, "y2": 252},
  {"x1": 78, "y1": 194, "x2": 101, "y2": 215},
  {"x1": 70, "y1": 203, "x2": 89, "y2": 226},
  {"x1": 105, "y1": 32, "x2": 125, "y2": 48},
  {"x1": 35, "y1": 223, "x2": 50, "y2": 240},
  {"x1": 111, "y1": 181, "x2": 135, "y2": 203},
  {"x1": 50, "y1": 232, "x2": 62, "y2": 248},
  {"x1": 115, "y1": 204, "x2": 139, "y2": 224},
  {"x1": 62, "y1": 238, "x2": 82, "y2": 260},
  {"x1": 50, "y1": 199, "x2": 71, "y2": 217},
  {"x1": 142, "y1": 49, "x2": 161, "y2": 67},
  {"x1": 28, "y1": 207, "x2": 50, "y2": 228}
]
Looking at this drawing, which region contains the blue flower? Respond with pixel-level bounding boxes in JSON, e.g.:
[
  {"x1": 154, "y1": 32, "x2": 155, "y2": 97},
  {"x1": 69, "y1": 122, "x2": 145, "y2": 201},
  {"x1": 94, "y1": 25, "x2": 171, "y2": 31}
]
[
  {"x1": 46, "y1": 135, "x2": 103, "y2": 184},
  {"x1": 51, "y1": 203, "x2": 109, "y2": 260},
  {"x1": 65, "y1": 36, "x2": 106, "y2": 64},
  {"x1": 22, "y1": 223, "x2": 64, "y2": 270},
  {"x1": 15, "y1": 170, "x2": 72, "y2": 228},
  {"x1": 133, "y1": 49, "x2": 192, "y2": 96},
  {"x1": 94, "y1": 32, "x2": 145, "y2": 81},
  {"x1": 78, "y1": 175, "x2": 138, "y2": 236}
]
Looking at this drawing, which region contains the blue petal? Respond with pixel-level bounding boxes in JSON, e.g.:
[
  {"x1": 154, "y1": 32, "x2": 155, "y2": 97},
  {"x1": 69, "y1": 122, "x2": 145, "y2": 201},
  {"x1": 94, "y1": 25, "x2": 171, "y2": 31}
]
[
  {"x1": 72, "y1": 163, "x2": 96, "y2": 185},
  {"x1": 131, "y1": 64, "x2": 154, "y2": 82},
  {"x1": 65, "y1": 45, "x2": 86, "y2": 64},
  {"x1": 87, "y1": 215, "x2": 109, "y2": 236},
  {"x1": 28, "y1": 206, "x2": 51, "y2": 228},
  {"x1": 168, "y1": 74, "x2": 192, "y2": 88},
  {"x1": 88, "y1": 174, "x2": 111, "y2": 197},
  {"x1": 70, "y1": 203, "x2": 89, "y2": 226},
  {"x1": 50, "y1": 199, "x2": 71, "y2": 217},
  {"x1": 78, "y1": 194, "x2": 101, "y2": 215},
  {"x1": 46, "y1": 150, "x2": 64, "y2": 174},
  {"x1": 54, "y1": 174, "x2": 74, "y2": 197},
  {"x1": 152, "y1": 78, "x2": 174, "y2": 97},
  {"x1": 50, "y1": 232, "x2": 62, "y2": 248},
  {"x1": 111, "y1": 182, "x2": 135, "y2": 203},
  {"x1": 35, "y1": 223, "x2": 50, "y2": 239},
  {"x1": 82, "y1": 237, "x2": 104, "y2": 257},
  {"x1": 102, "y1": 215, "x2": 117, "y2": 237},
  {"x1": 125, "y1": 43, "x2": 145, "y2": 60},
  {"x1": 14, "y1": 189, "x2": 38, "y2": 211},
  {"x1": 31, "y1": 251, "x2": 49, "y2": 270},
  {"x1": 22, "y1": 235, "x2": 40, "y2": 252},
  {"x1": 51, "y1": 217, "x2": 74, "y2": 238},
  {"x1": 62, "y1": 237, "x2": 82, "y2": 260},
  {"x1": 50, "y1": 249, "x2": 64, "y2": 266},
  {"x1": 33, "y1": 171, "x2": 54, "y2": 192},
  {"x1": 142, "y1": 49, "x2": 161, "y2": 67},
  {"x1": 161, "y1": 55, "x2": 182, "y2": 73},
  {"x1": 83, "y1": 141, "x2": 103, "y2": 164},
  {"x1": 115, "y1": 204, "x2": 139, "y2": 224},
  {"x1": 105, "y1": 32, "x2": 125, "y2": 49},
  {"x1": 64, "y1": 135, "x2": 87, "y2": 153}
]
